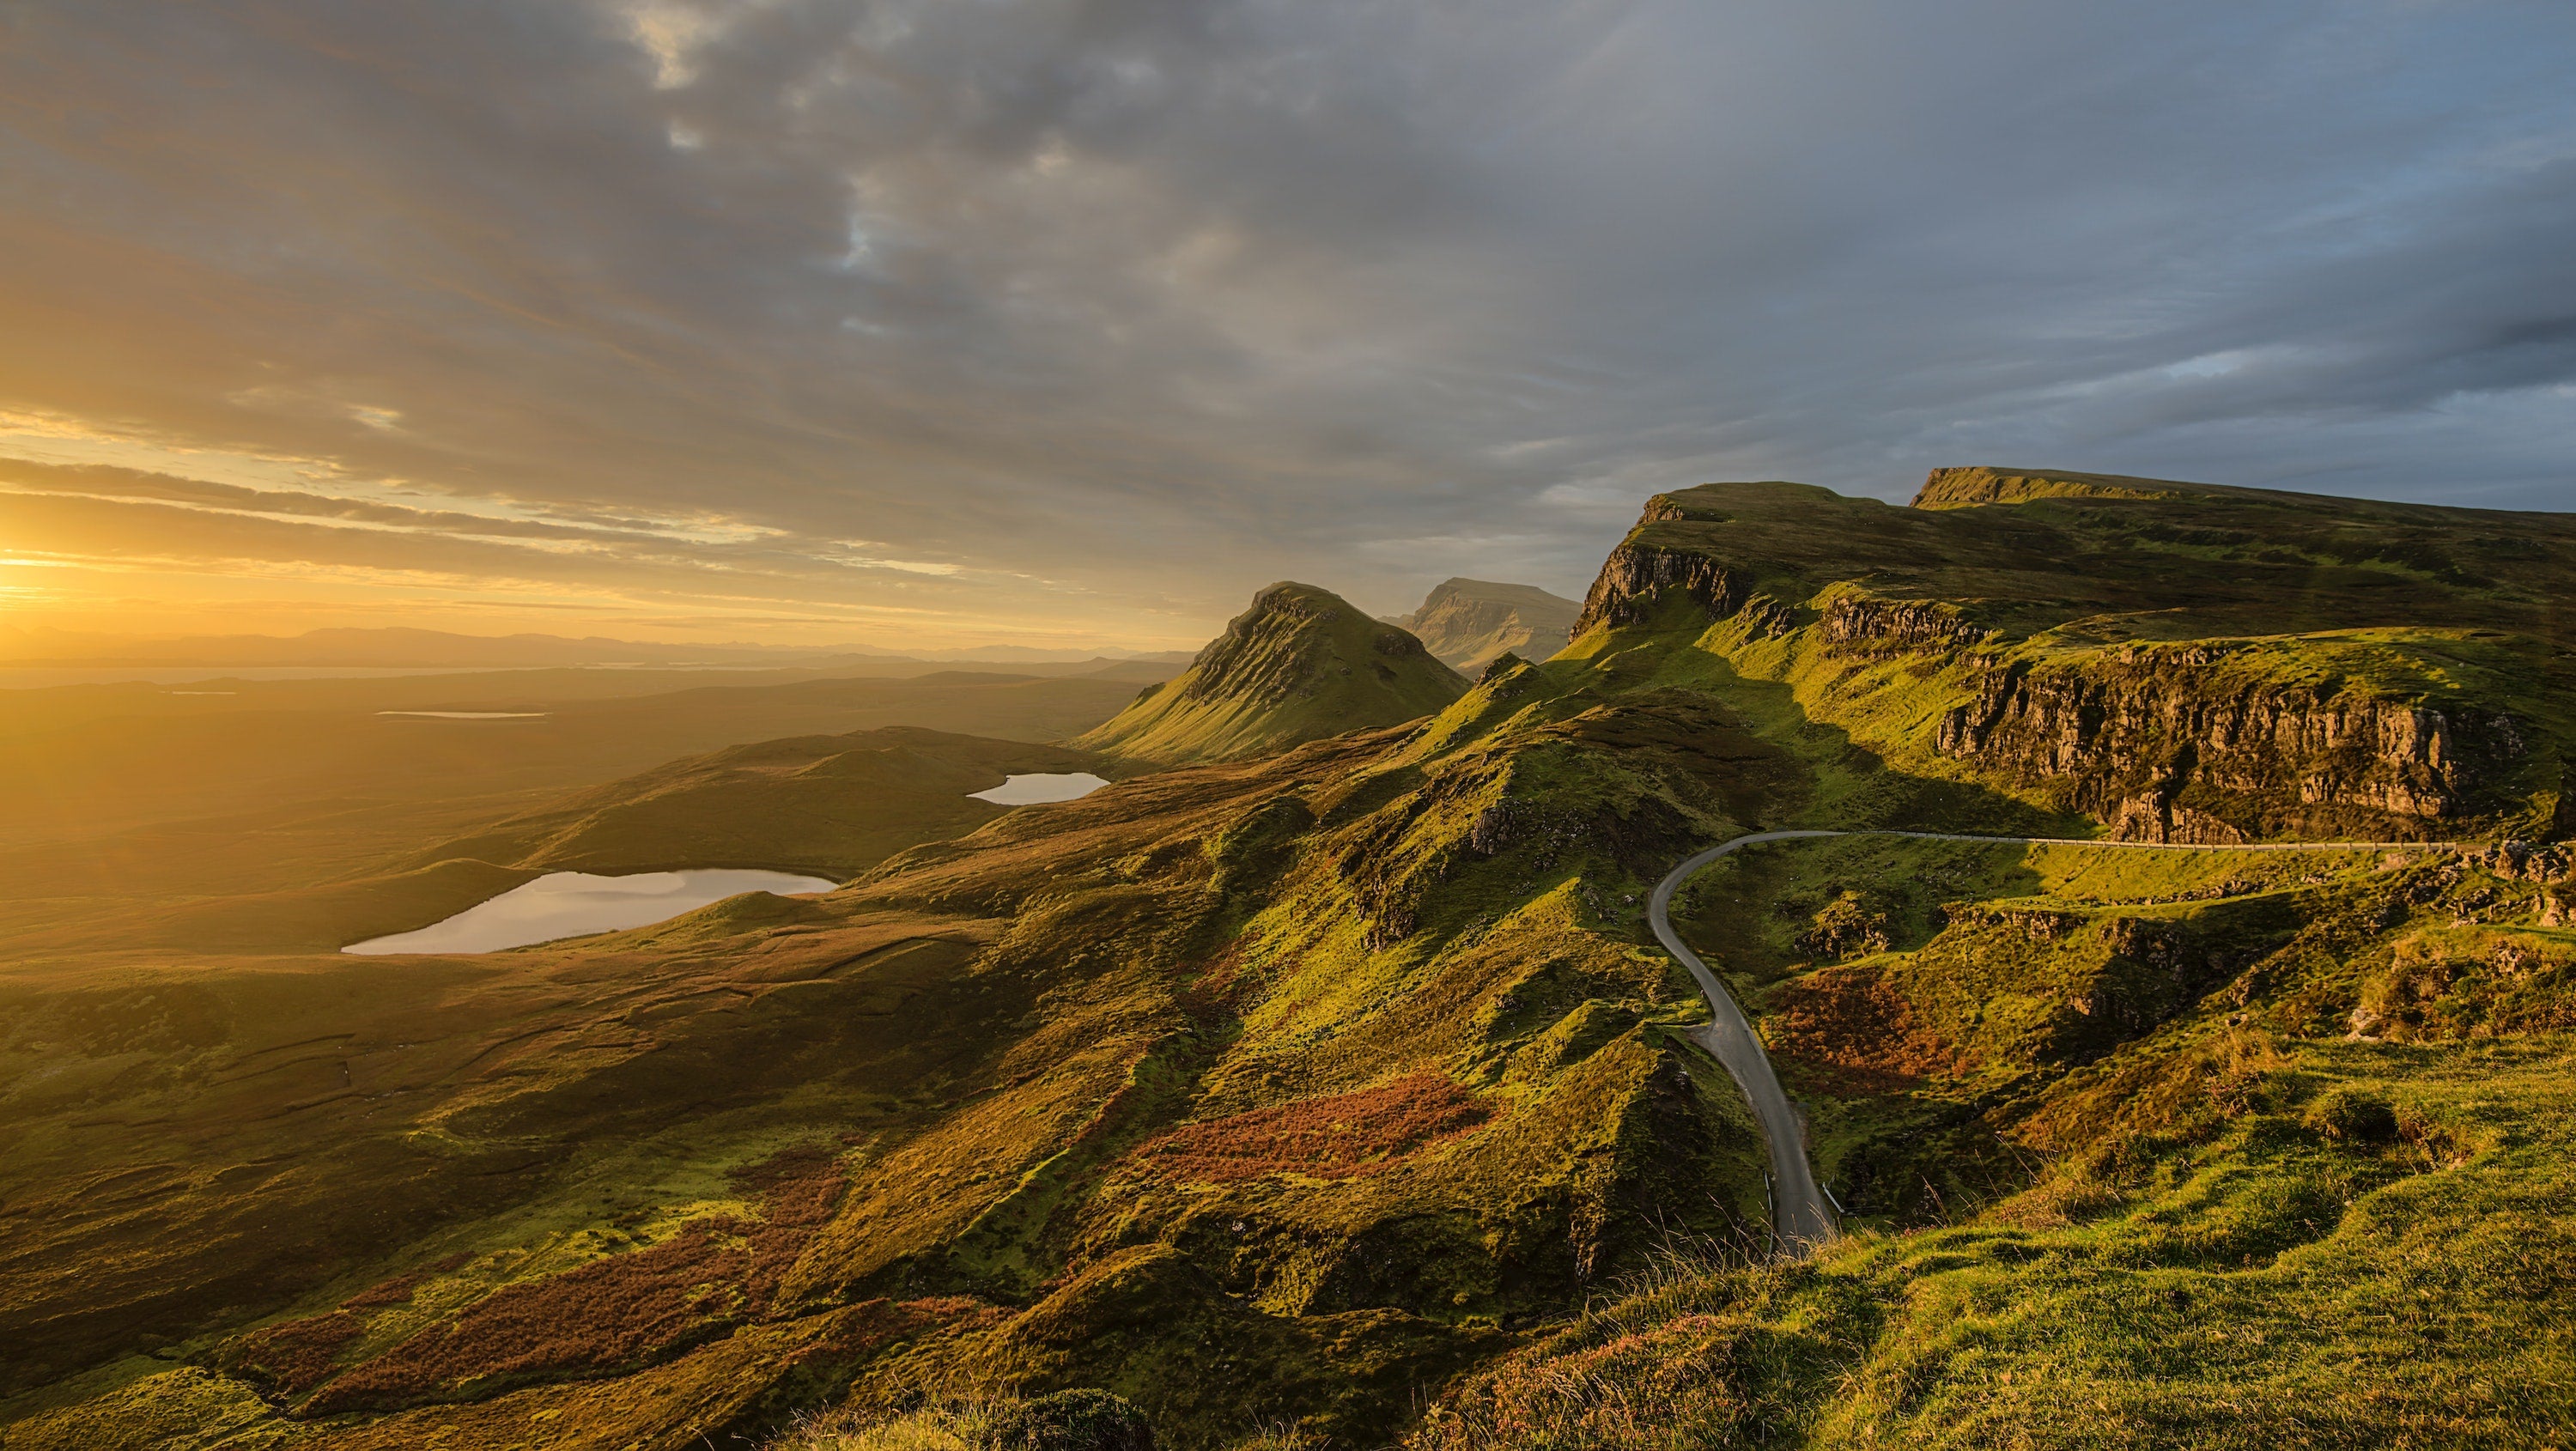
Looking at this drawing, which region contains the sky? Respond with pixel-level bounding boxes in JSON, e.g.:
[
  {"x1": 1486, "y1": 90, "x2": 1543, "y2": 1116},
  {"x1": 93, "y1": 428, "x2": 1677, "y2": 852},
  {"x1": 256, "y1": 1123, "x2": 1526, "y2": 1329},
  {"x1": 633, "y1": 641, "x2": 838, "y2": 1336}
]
[{"x1": 2, "y1": 0, "x2": 2573, "y2": 652}]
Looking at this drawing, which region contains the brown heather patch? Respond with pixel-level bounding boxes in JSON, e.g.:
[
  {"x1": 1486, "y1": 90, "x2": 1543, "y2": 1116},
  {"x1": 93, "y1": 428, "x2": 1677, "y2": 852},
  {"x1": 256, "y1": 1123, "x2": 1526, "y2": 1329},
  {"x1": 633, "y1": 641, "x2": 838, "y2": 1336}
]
[
  {"x1": 304, "y1": 1147, "x2": 848, "y2": 1413},
  {"x1": 338, "y1": 1272, "x2": 434, "y2": 1311},
  {"x1": 339, "y1": 1252, "x2": 474, "y2": 1309},
  {"x1": 1764, "y1": 965, "x2": 1957, "y2": 1093},
  {"x1": 1127, "y1": 1073, "x2": 1489, "y2": 1183},
  {"x1": 218, "y1": 1309, "x2": 367, "y2": 1396}
]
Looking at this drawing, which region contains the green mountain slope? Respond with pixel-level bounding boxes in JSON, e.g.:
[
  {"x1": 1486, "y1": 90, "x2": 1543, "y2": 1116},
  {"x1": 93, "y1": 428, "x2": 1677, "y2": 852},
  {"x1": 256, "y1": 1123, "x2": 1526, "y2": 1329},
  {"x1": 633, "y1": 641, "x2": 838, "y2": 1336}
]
[
  {"x1": 1076, "y1": 582, "x2": 1467, "y2": 764},
  {"x1": 1383, "y1": 578, "x2": 1583, "y2": 671},
  {"x1": 4, "y1": 470, "x2": 2571, "y2": 1451}
]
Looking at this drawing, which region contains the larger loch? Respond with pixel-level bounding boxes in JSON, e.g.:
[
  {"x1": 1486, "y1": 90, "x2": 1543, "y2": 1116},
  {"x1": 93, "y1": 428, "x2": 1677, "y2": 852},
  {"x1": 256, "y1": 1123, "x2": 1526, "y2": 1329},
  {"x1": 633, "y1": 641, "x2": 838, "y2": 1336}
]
[{"x1": 343, "y1": 869, "x2": 838, "y2": 955}]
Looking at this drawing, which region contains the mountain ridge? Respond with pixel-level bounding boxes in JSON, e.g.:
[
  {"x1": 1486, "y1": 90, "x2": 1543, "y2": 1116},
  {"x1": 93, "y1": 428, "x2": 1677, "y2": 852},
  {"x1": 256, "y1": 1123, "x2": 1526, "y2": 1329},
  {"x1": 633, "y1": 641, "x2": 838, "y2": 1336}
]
[{"x1": 1382, "y1": 578, "x2": 1583, "y2": 671}]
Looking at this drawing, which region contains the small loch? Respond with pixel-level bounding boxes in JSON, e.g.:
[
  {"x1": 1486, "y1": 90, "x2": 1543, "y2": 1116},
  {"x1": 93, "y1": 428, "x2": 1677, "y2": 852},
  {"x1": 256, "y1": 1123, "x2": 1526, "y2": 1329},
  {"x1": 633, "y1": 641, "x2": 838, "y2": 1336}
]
[{"x1": 969, "y1": 772, "x2": 1112, "y2": 804}]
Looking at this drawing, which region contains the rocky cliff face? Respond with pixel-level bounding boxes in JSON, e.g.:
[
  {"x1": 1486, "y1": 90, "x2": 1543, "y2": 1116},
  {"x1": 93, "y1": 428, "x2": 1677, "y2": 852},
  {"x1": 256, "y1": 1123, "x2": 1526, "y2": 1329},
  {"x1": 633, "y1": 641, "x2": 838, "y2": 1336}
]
[
  {"x1": 1569, "y1": 539, "x2": 1745, "y2": 639},
  {"x1": 1933, "y1": 657, "x2": 2527, "y2": 842},
  {"x1": 1818, "y1": 593, "x2": 1991, "y2": 658}
]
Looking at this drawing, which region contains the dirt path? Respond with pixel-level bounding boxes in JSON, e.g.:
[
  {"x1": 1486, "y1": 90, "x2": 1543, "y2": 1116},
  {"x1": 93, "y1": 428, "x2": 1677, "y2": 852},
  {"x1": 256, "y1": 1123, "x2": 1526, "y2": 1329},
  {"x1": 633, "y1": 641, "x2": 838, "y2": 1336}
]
[{"x1": 1649, "y1": 829, "x2": 2463, "y2": 1254}]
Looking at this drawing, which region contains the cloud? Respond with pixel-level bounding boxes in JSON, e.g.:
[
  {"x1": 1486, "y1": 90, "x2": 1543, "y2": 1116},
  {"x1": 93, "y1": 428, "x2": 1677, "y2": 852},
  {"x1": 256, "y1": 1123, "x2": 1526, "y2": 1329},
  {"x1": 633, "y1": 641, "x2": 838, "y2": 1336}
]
[{"x1": 0, "y1": 0, "x2": 2569, "y2": 639}]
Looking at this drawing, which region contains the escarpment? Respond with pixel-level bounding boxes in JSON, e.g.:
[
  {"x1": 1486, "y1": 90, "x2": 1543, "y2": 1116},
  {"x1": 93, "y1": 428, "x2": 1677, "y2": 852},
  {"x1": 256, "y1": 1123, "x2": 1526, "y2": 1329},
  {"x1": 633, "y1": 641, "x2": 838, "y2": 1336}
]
[
  {"x1": 1570, "y1": 469, "x2": 2573, "y2": 842},
  {"x1": 1819, "y1": 593, "x2": 1991, "y2": 657},
  {"x1": 1933, "y1": 658, "x2": 2527, "y2": 842},
  {"x1": 1569, "y1": 541, "x2": 1745, "y2": 637}
]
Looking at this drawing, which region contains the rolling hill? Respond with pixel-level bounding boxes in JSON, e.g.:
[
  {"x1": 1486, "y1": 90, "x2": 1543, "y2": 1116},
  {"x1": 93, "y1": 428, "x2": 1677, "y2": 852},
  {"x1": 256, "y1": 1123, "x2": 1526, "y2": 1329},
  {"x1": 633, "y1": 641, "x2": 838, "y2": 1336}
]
[
  {"x1": 418, "y1": 726, "x2": 1129, "y2": 881},
  {"x1": 1074, "y1": 582, "x2": 1468, "y2": 764},
  {"x1": 0, "y1": 668, "x2": 1162, "y2": 964}
]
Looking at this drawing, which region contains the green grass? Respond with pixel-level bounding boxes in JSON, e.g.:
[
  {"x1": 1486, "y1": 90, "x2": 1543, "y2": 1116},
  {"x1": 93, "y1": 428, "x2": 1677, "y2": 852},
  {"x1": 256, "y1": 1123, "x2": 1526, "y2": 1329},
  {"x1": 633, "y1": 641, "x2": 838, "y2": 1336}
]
[{"x1": 1411, "y1": 1034, "x2": 2576, "y2": 1450}]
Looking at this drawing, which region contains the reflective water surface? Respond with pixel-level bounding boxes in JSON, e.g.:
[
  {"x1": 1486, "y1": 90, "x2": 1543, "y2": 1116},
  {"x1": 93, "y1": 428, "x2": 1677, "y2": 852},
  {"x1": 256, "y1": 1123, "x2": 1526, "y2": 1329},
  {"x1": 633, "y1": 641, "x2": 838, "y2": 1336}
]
[
  {"x1": 968, "y1": 772, "x2": 1112, "y2": 804},
  {"x1": 343, "y1": 869, "x2": 838, "y2": 955}
]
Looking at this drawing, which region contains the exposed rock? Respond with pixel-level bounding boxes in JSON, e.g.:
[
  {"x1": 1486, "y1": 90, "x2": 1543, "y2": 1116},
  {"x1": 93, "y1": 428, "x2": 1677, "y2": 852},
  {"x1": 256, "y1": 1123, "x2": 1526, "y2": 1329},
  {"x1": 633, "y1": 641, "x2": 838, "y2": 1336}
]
[
  {"x1": 1819, "y1": 593, "x2": 1991, "y2": 657},
  {"x1": 1571, "y1": 543, "x2": 1745, "y2": 638},
  {"x1": 1738, "y1": 594, "x2": 1797, "y2": 639},
  {"x1": 1935, "y1": 659, "x2": 2524, "y2": 841},
  {"x1": 1793, "y1": 893, "x2": 1892, "y2": 960}
]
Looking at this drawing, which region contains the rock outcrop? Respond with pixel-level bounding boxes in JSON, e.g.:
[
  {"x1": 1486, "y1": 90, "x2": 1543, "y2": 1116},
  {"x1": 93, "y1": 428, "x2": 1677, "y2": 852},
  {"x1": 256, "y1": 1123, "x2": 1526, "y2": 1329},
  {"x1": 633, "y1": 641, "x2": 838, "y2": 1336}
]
[
  {"x1": 1933, "y1": 659, "x2": 2526, "y2": 842},
  {"x1": 1818, "y1": 593, "x2": 1992, "y2": 658},
  {"x1": 1569, "y1": 540, "x2": 1745, "y2": 639},
  {"x1": 1564, "y1": 469, "x2": 2570, "y2": 841}
]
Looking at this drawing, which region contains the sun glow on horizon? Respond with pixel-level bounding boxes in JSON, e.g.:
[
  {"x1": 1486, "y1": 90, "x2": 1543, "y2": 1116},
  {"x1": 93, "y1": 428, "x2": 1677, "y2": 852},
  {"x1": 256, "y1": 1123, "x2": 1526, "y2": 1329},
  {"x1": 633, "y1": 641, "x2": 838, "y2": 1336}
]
[{"x1": 0, "y1": 407, "x2": 1214, "y2": 653}]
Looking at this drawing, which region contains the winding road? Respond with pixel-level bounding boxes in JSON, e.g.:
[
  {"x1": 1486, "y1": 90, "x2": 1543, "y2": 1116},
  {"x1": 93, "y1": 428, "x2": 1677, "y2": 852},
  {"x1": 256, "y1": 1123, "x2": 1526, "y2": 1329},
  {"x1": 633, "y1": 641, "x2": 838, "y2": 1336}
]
[{"x1": 1648, "y1": 828, "x2": 2466, "y2": 1255}]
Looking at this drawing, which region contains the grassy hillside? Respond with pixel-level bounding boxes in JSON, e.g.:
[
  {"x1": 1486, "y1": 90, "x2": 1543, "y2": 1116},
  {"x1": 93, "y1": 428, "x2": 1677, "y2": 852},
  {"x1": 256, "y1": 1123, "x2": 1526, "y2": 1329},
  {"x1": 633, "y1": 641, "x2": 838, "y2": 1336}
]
[
  {"x1": 1076, "y1": 583, "x2": 1467, "y2": 764},
  {"x1": 1385, "y1": 579, "x2": 1583, "y2": 671},
  {"x1": 0, "y1": 662, "x2": 1786, "y2": 1448},
  {"x1": 3, "y1": 471, "x2": 2570, "y2": 1451}
]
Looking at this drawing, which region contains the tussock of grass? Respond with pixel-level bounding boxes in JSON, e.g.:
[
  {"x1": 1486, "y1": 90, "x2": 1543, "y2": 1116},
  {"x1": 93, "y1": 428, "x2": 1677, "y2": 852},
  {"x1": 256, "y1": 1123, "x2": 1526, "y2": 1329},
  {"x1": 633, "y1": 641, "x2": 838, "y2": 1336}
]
[{"x1": 775, "y1": 1399, "x2": 999, "y2": 1451}]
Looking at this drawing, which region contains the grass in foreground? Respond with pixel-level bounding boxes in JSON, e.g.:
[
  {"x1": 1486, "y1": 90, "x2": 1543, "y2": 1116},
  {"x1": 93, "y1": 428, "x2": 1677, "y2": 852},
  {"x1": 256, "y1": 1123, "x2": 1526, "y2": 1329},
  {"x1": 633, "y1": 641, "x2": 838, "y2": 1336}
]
[{"x1": 1408, "y1": 1034, "x2": 2576, "y2": 1450}]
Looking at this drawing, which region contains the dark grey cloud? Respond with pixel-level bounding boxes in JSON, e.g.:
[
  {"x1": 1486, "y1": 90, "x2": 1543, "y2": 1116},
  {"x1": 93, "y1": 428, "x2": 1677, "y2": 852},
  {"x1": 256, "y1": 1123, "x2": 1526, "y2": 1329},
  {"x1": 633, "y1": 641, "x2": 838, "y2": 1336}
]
[{"x1": 0, "y1": 0, "x2": 2569, "y2": 640}]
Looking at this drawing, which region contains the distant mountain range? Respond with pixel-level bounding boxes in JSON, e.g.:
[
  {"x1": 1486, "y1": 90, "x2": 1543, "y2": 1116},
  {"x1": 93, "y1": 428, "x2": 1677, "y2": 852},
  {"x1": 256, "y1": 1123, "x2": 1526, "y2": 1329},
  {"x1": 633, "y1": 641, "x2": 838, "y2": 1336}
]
[
  {"x1": 1381, "y1": 577, "x2": 1582, "y2": 670},
  {"x1": 0, "y1": 625, "x2": 1197, "y2": 670}
]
